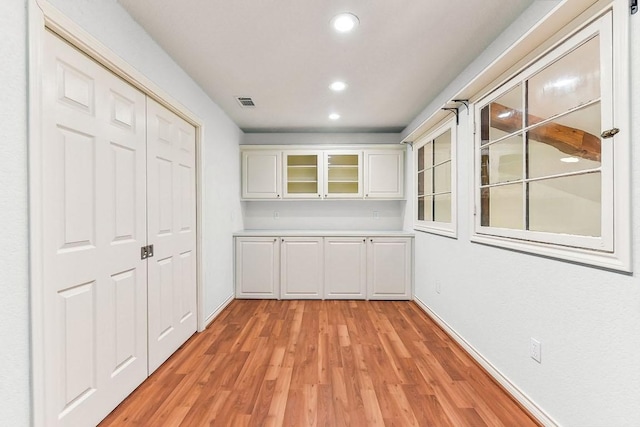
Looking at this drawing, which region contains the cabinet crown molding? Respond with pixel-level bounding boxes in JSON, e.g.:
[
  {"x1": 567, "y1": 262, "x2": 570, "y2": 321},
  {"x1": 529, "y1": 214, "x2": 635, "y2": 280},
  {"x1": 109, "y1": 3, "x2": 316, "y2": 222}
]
[{"x1": 241, "y1": 143, "x2": 405, "y2": 151}]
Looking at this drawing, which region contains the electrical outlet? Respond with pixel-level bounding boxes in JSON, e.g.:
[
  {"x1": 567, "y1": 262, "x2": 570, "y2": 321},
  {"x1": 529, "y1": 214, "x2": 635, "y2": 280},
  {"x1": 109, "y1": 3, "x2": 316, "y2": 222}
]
[
  {"x1": 273, "y1": 211, "x2": 279, "y2": 220},
  {"x1": 436, "y1": 281, "x2": 441, "y2": 294},
  {"x1": 373, "y1": 211, "x2": 380, "y2": 219},
  {"x1": 530, "y1": 338, "x2": 542, "y2": 363}
]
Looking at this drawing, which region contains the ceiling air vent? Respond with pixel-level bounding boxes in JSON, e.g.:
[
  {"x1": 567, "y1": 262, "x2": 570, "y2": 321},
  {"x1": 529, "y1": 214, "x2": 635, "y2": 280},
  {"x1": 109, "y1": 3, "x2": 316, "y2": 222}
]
[{"x1": 236, "y1": 97, "x2": 256, "y2": 108}]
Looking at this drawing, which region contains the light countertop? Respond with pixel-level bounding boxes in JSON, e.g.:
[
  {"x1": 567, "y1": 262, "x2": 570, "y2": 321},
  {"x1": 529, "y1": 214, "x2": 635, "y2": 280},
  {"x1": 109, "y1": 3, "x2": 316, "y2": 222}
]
[{"x1": 233, "y1": 229, "x2": 414, "y2": 237}]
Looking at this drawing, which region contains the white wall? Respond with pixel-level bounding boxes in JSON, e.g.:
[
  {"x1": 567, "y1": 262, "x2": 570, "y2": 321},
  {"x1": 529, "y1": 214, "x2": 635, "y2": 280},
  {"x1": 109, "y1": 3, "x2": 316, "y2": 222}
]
[
  {"x1": 405, "y1": 2, "x2": 640, "y2": 425},
  {"x1": 44, "y1": 0, "x2": 244, "y2": 327},
  {"x1": 0, "y1": 0, "x2": 31, "y2": 425},
  {"x1": 243, "y1": 200, "x2": 405, "y2": 231}
]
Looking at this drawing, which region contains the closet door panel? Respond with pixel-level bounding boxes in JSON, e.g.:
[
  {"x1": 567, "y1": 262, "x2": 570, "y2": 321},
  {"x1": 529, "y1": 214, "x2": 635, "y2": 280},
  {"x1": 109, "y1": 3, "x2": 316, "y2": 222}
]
[
  {"x1": 42, "y1": 30, "x2": 148, "y2": 427},
  {"x1": 146, "y1": 98, "x2": 197, "y2": 374}
]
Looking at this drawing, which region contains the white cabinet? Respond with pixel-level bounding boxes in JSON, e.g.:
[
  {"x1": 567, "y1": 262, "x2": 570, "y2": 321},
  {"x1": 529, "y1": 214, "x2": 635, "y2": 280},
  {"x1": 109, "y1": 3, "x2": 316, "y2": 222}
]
[
  {"x1": 235, "y1": 237, "x2": 280, "y2": 298},
  {"x1": 234, "y1": 234, "x2": 413, "y2": 300},
  {"x1": 281, "y1": 237, "x2": 324, "y2": 299},
  {"x1": 241, "y1": 145, "x2": 404, "y2": 200},
  {"x1": 242, "y1": 150, "x2": 282, "y2": 199},
  {"x1": 324, "y1": 237, "x2": 367, "y2": 299},
  {"x1": 367, "y1": 237, "x2": 412, "y2": 300},
  {"x1": 364, "y1": 150, "x2": 404, "y2": 199},
  {"x1": 323, "y1": 151, "x2": 363, "y2": 199},
  {"x1": 283, "y1": 151, "x2": 323, "y2": 199}
]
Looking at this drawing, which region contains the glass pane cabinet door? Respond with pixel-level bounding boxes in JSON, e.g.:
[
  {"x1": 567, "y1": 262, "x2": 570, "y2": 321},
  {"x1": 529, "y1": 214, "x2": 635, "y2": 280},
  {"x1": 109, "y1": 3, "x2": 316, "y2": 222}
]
[
  {"x1": 324, "y1": 152, "x2": 362, "y2": 198},
  {"x1": 284, "y1": 152, "x2": 322, "y2": 198}
]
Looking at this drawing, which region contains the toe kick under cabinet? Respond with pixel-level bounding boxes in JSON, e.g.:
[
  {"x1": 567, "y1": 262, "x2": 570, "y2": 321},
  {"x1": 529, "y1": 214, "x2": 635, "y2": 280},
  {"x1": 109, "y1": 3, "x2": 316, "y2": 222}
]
[{"x1": 234, "y1": 232, "x2": 413, "y2": 300}]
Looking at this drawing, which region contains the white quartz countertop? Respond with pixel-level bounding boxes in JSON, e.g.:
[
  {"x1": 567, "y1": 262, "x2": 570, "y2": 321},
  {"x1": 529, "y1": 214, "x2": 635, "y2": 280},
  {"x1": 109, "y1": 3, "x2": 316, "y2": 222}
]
[{"x1": 233, "y1": 229, "x2": 414, "y2": 237}]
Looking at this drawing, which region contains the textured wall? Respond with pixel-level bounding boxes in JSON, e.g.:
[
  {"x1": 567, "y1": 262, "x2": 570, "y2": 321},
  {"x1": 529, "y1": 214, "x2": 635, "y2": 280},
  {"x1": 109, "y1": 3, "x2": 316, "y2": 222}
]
[
  {"x1": 0, "y1": 1, "x2": 30, "y2": 425},
  {"x1": 243, "y1": 200, "x2": 406, "y2": 231}
]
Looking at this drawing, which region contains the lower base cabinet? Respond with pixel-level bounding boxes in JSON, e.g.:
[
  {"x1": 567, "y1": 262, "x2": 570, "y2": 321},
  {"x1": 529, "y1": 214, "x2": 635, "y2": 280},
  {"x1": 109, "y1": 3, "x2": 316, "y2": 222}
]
[
  {"x1": 324, "y1": 237, "x2": 367, "y2": 299},
  {"x1": 367, "y1": 237, "x2": 412, "y2": 300},
  {"x1": 281, "y1": 237, "x2": 324, "y2": 299},
  {"x1": 235, "y1": 234, "x2": 412, "y2": 300},
  {"x1": 235, "y1": 237, "x2": 280, "y2": 298}
]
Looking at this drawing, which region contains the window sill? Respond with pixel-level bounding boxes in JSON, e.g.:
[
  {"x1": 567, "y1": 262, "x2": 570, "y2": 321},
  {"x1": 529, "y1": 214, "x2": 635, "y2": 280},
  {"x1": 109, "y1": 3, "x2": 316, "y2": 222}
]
[
  {"x1": 470, "y1": 232, "x2": 631, "y2": 273},
  {"x1": 414, "y1": 224, "x2": 457, "y2": 239}
]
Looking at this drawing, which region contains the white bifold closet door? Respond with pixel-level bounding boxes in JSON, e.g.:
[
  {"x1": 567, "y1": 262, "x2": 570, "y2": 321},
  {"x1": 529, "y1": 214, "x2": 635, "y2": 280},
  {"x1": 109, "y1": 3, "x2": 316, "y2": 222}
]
[
  {"x1": 146, "y1": 98, "x2": 197, "y2": 374},
  {"x1": 42, "y1": 30, "x2": 149, "y2": 426},
  {"x1": 41, "y1": 30, "x2": 197, "y2": 426}
]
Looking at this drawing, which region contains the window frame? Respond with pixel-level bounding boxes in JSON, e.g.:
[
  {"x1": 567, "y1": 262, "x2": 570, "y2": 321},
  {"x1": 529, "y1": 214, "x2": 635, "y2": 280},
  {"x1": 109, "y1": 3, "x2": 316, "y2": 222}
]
[
  {"x1": 470, "y1": 10, "x2": 631, "y2": 272},
  {"x1": 414, "y1": 118, "x2": 457, "y2": 238}
]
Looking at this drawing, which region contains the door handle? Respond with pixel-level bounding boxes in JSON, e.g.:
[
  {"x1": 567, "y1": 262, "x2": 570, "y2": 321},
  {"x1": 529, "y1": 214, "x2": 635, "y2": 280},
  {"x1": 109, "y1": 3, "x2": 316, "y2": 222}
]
[{"x1": 140, "y1": 244, "x2": 154, "y2": 260}]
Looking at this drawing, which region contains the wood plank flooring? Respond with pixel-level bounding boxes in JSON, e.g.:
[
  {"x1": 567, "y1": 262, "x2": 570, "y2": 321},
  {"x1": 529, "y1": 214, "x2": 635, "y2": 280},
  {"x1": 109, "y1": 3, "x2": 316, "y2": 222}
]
[{"x1": 100, "y1": 300, "x2": 540, "y2": 426}]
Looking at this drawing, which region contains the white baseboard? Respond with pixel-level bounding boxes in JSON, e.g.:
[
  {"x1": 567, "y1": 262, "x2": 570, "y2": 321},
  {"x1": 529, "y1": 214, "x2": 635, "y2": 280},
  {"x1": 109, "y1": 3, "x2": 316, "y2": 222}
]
[
  {"x1": 412, "y1": 296, "x2": 558, "y2": 427},
  {"x1": 202, "y1": 294, "x2": 235, "y2": 330}
]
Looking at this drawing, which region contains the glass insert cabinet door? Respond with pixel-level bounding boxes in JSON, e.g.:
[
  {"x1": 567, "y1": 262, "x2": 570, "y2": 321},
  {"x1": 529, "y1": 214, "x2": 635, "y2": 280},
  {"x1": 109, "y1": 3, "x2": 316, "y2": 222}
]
[
  {"x1": 323, "y1": 151, "x2": 362, "y2": 198},
  {"x1": 283, "y1": 152, "x2": 322, "y2": 198}
]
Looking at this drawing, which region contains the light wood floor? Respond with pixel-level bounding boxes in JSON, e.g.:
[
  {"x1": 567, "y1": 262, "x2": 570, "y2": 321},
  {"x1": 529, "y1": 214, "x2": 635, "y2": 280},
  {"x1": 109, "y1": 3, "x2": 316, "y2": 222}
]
[{"x1": 100, "y1": 300, "x2": 540, "y2": 426}]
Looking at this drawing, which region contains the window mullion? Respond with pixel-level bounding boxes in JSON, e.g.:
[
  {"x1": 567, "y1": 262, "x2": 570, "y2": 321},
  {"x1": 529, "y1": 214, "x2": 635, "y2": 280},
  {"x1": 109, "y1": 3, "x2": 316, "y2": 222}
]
[
  {"x1": 523, "y1": 81, "x2": 530, "y2": 232},
  {"x1": 430, "y1": 141, "x2": 435, "y2": 221}
]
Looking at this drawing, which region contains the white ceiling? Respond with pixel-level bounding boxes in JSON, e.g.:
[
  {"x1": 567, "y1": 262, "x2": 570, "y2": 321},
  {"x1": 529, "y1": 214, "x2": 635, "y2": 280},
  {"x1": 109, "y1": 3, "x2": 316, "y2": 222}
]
[{"x1": 118, "y1": 0, "x2": 535, "y2": 133}]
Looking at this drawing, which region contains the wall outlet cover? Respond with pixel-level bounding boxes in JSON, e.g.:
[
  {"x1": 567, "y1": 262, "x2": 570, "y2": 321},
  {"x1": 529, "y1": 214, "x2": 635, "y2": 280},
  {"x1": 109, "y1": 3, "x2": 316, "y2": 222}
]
[{"x1": 530, "y1": 338, "x2": 542, "y2": 363}]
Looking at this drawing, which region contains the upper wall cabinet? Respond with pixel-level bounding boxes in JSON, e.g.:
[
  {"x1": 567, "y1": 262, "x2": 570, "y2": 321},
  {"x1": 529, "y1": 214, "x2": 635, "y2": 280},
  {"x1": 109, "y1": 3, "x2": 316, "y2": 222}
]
[
  {"x1": 242, "y1": 150, "x2": 282, "y2": 199},
  {"x1": 324, "y1": 151, "x2": 363, "y2": 199},
  {"x1": 283, "y1": 151, "x2": 323, "y2": 199},
  {"x1": 241, "y1": 145, "x2": 404, "y2": 200},
  {"x1": 364, "y1": 149, "x2": 404, "y2": 199}
]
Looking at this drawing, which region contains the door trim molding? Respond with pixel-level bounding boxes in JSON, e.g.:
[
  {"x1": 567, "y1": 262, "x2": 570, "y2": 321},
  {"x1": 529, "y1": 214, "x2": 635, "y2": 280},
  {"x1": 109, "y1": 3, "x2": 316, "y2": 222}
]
[{"x1": 28, "y1": 1, "x2": 205, "y2": 424}]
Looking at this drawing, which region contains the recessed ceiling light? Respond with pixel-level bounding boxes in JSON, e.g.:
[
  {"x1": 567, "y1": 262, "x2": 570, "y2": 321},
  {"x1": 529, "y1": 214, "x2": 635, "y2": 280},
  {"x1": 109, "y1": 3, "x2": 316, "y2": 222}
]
[
  {"x1": 329, "y1": 113, "x2": 341, "y2": 120},
  {"x1": 329, "y1": 81, "x2": 347, "y2": 91},
  {"x1": 331, "y1": 13, "x2": 359, "y2": 33},
  {"x1": 560, "y1": 157, "x2": 580, "y2": 163}
]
